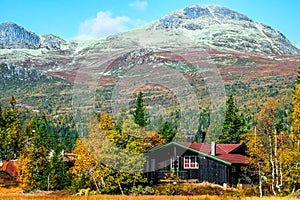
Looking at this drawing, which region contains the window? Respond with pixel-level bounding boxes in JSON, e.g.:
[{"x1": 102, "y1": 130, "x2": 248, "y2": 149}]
[
  {"x1": 170, "y1": 156, "x2": 179, "y2": 171},
  {"x1": 231, "y1": 166, "x2": 236, "y2": 173},
  {"x1": 150, "y1": 159, "x2": 155, "y2": 171},
  {"x1": 184, "y1": 155, "x2": 199, "y2": 169}
]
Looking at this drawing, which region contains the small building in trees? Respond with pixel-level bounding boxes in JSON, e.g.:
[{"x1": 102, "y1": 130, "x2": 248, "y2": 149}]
[
  {"x1": 0, "y1": 160, "x2": 18, "y2": 177},
  {"x1": 144, "y1": 142, "x2": 248, "y2": 186}
]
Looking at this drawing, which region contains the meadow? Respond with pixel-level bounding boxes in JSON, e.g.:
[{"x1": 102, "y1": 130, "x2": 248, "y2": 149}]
[{"x1": 0, "y1": 194, "x2": 299, "y2": 200}]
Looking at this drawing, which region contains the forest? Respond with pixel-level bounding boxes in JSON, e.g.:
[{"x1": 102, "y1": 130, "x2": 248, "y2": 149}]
[{"x1": 0, "y1": 68, "x2": 299, "y2": 198}]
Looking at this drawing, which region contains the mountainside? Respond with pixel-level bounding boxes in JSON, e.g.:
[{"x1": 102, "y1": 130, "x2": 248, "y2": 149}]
[
  {"x1": 0, "y1": 22, "x2": 41, "y2": 49},
  {"x1": 0, "y1": 4, "x2": 299, "y2": 127},
  {"x1": 115, "y1": 4, "x2": 300, "y2": 55},
  {"x1": 0, "y1": 5, "x2": 299, "y2": 55},
  {"x1": 163, "y1": 5, "x2": 300, "y2": 55},
  {"x1": 0, "y1": 22, "x2": 76, "y2": 50}
]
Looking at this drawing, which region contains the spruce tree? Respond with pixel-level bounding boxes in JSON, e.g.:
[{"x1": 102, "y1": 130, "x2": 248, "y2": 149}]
[
  {"x1": 115, "y1": 104, "x2": 127, "y2": 132},
  {"x1": 158, "y1": 121, "x2": 176, "y2": 143},
  {"x1": 133, "y1": 90, "x2": 148, "y2": 127},
  {"x1": 218, "y1": 94, "x2": 247, "y2": 144},
  {"x1": 18, "y1": 115, "x2": 69, "y2": 191},
  {"x1": 296, "y1": 65, "x2": 300, "y2": 84}
]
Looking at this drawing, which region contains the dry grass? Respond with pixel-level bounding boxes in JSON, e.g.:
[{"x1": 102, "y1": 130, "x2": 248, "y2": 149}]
[
  {"x1": 0, "y1": 194, "x2": 298, "y2": 200},
  {"x1": 0, "y1": 186, "x2": 23, "y2": 194},
  {"x1": 244, "y1": 198, "x2": 299, "y2": 200},
  {"x1": 0, "y1": 195, "x2": 225, "y2": 200}
]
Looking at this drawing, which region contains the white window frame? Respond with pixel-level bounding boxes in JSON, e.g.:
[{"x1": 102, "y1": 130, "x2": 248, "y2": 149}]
[
  {"x1": 170, "y1": 156, "x2": 179, "y2": 171},
  {"x1": 150, "y1": 159, "x2": 155, "y2": 172},
  {"x1": 183, "y1": 155, "x2": 199, "y2": 169}
]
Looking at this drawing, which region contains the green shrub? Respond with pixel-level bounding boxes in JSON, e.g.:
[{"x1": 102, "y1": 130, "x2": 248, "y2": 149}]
[
  {"x1": 130, "y1": 185, "x2": 157, "y2": 195},
  {"x1": 154, "y1": 183, "x2": 182, "y2": 195}
]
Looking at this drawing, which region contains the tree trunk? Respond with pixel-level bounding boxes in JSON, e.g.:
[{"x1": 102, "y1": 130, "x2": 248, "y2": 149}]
[
  {"x1": 274, "y1": 134, "x2": 281, "y2": 193},
  {"x1": 259, "y1": 167, "x2": 263, "y2": 198},
  {"x1": 269, "y1": 135, "x2": 276, "y2": 196},
  {"x1": 91, "y1": 173, "x2": 100, "y2": 194},
  {"x1": 117, "y1": 179, "x2": 124, "y2": 195}
]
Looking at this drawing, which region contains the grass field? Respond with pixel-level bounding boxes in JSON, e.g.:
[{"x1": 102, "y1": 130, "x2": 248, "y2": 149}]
[
  {"x1": 0, "y1": 184, "x2": 298, "y2": 200},
  {"x1": 0, "y1": 193, "x2": 299, "y2": 200}
]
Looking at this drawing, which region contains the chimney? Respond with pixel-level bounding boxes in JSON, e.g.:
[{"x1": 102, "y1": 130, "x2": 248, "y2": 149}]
[
  {"x1": 211, "y1": 141, "x2": 216, "y2": 156},
  {"x1": 201, "y1": 130, "x2": 206, "y2": 143},
  {"x1": 186, "y1": 134, "x2": 193, "y2": 143}
]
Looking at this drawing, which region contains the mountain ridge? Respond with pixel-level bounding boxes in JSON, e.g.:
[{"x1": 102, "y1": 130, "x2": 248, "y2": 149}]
[
  {"x1": 0, "y1": 4, "x2": 299, "y2": 55},
  {"x1": 147, "y1": 4, "x2": 300, "y2": 55},
  {"x1": 0, "y1": 22, "x2": 70, "y2": 50}
]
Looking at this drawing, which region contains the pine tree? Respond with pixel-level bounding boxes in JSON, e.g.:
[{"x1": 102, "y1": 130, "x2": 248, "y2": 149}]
[
  {"x1": 133, "y1": 90, "x2": 148, "y2": 127},
  {"x1": 6, "y1": 119, "x2": 24, "y2": 159},
  {"x1": 296, "y1": 65, "x2": 300, "y2": 84},
  {"x1": 0, "y1": 105, "x2": 4, "y2": 127},
  {"x1": 158, "y1": 121, "x2": 176, "y2": 143},
  {"x1": 0, "y1": 97, "x2": 25, "y2": 160},
  {"x1": 115, "y1": 104, "x2": 127, "y2": 132},
  {"x1": 218, "y1": 94, "x2": 247, "y2": 144},
  {"x1": 18, "y1": 115, "x2": 69, "y2": 191}
]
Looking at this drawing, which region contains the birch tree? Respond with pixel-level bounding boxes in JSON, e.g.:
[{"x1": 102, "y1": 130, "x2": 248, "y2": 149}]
[
  {"x1": 257, "y1": 98, "x2": 278, "y2": 196},
  {"x1": 80, "y1": 113, "x2": 146, "y2": 194},
  {"x1": 241, "y1": 128, "x2": 268, "y2": 197}
]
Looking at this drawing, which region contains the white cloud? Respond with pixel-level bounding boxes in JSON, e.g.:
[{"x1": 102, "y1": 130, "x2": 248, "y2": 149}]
[
  {"x1": 75, "y1": 11, "x2": 132, "y2": 40},
  {"x1": 129, "y1": 0, "x2": 148, "y2": 11}
]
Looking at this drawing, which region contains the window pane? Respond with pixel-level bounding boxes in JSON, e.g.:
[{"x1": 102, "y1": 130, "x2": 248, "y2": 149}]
[{"x1": 183, "y1": 155, "x2": 199, "y2": 169}]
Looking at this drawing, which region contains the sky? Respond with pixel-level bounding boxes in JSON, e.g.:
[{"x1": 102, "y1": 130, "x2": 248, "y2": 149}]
[{"x1": 0, "y1": 0, "x2": 299, "y2": 46}]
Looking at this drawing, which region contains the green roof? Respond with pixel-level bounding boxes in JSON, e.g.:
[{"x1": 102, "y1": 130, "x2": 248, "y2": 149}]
[{"x1": 148, "y1": 142, "x2": 232, "y2": 165}]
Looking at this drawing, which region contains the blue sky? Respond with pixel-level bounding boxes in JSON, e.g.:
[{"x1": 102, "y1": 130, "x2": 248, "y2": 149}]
[{"x1": 1, "y1": 0, "x2": 299, "y2": 46}]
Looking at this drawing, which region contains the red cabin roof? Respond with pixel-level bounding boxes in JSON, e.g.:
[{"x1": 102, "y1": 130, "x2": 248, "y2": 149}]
[{"x1": 149, "y1": 142, "x2": 248, "y2": 165}]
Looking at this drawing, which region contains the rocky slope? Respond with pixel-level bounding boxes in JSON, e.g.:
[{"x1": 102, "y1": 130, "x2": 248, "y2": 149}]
[
  {"x1": 116, "y1": 4, "x2": 300, "y2": 55},
  {"x1": 0, "y1": 22, "x2": 75, "y2": 50},
  {"x1": 1, "y1": 5, "x2": 299, "y2": 55},
  {"x1": 0, "y1": 22, "x2": 41, "y2": 49},
  {"x1": 0, "y1": 4, "x2": 299, "y2": 121}
]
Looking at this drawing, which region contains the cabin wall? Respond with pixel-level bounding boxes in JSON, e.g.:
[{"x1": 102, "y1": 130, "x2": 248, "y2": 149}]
[
  {"x1": 144, "y1": 145, "x2": 232, "y2": 185},
  {"x1": 198, "y1": 156, "x2": 229, "y2": 184}
]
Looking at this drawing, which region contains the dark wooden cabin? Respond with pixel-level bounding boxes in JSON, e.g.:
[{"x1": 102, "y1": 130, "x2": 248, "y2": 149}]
[{"x1": 144, "y1": 142, "x2": 248, "y2": 186}]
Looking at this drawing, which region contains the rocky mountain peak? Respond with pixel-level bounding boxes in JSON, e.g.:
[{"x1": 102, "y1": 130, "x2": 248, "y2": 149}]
[
  {"x1": 0, "y1": 22, "x2": 66, "y2": 50},
  {"x1": 0, "y1": 22, "x2": 41, "y2": 49},
  {"x1": 183, "y1": 5, "x2": 252, "y2": 21},
  {"x1": 41, "y1": 34, "x2": 66, "y2": 50},
  {"x1": 151, "y1": 4, "x2": 300, "y2": 55},
  {"x1": 155, "y1": 5, "x2": 252, "y2": 29}
]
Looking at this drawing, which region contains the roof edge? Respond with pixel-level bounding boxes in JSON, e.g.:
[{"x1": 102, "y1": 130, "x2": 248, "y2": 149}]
[{"x1": 147, "y1": 142, "x2": 232, "y2": 165}]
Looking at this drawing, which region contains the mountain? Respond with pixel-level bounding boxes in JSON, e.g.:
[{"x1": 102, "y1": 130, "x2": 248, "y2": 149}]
[
  {"x1": 0, "y1": 5, "x2": 299, "y2": 55},
  {"x1": 0, "y1": 22, "x2": 41, "y2": 49},
  {"x1": 113, "y1": 4, "x2": 300, "y2": 55},
  {"x1": 0, "y1": 5, "x2": 299, "y2": 126},
  {"x1": 0, "y1": 22, "x2": 72, "y2": 50}
]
